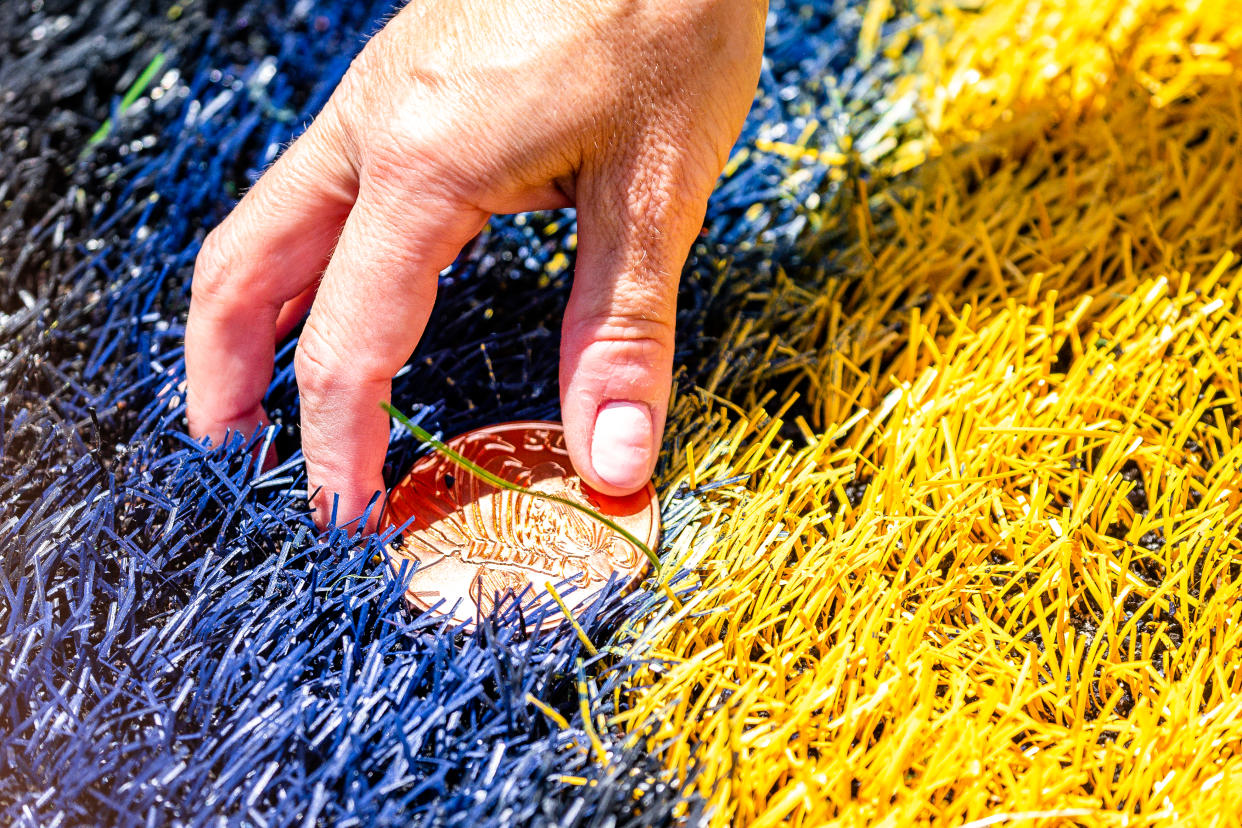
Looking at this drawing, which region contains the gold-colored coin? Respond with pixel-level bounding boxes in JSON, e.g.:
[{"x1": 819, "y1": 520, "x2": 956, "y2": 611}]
[{"x1": 382, "y1": 421, "x2": 660, "y2": 629}]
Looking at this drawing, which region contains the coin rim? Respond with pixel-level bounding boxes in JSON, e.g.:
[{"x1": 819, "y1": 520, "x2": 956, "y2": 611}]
[{"x1": 380, "y1": 420, "x2": 661, "y2": 630}]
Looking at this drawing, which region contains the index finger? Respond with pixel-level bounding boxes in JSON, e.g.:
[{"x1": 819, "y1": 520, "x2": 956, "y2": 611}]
[{"x1": 185, "y1": 112, "x2": 357, "y2": 448}]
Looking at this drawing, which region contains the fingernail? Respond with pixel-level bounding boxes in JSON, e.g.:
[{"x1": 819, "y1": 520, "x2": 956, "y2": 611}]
[{"x1": 591, "y1": 401, "x2": 654, "y2": 490}]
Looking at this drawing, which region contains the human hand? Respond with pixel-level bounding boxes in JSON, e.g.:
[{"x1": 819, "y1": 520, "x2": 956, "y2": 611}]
[{"x1": 185, "y1": 0, "x2": 767, "y2": 530}]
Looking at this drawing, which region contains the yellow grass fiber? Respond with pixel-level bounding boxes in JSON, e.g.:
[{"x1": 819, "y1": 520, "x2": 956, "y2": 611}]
[{"x1": 608, "y1": 1, "x2": 1242, "y2": 824}]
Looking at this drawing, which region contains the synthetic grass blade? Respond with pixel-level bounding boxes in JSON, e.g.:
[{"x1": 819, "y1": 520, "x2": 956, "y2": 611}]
[
  {"x1": 11, "y1": 0, "x2": 1242, "y2": 823},
  {"x1": 85, "y1": 52, "x2": 167, "y2": 150}
]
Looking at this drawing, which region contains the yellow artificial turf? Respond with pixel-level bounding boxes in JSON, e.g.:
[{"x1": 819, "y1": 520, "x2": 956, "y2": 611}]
[{"x1": 617, "y1": 1, "x2": 1242, "y2": 824}]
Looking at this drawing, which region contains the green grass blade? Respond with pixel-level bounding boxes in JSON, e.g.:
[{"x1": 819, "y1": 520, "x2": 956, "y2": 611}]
[
  {"x1": 382, "y1": 402, "x2": 660, "y2": 572},
  {"x1": 85, "y1": 53, "x2": 167, "y2": 151}
]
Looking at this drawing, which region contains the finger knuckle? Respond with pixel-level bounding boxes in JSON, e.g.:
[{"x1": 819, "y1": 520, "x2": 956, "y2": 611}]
[
  {"x1": 191, "y1": 226, "x2": 241, "y2": 304},
  {"x1": 296, "y1": 322, "x2": 399, "y2": 398},
  {"x1": 570, "y1": 311, "x2": 675, "y2": 350},
  {"x1": 338, "y1": 36, "x2": 392, "y2": 112},
  {"x1": 364, "y1": 128, "x2": 422, "y2": 181},
  {"x1": 293, "y1": 331, "x2": 345, "y2": 397},
  {"x1": 632, "y1": 147, "x2": 714, "y2": 216}
]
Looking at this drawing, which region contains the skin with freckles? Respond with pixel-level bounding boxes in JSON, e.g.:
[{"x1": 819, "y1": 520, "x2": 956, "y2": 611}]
[{"x1": 184, "y1": 0, "x2": 768, "y2": 530}]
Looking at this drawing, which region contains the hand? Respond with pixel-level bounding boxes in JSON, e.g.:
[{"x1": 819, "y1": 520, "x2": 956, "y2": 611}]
[{"x1": 185, "y1": 0, "x2": 767, "y2": 530}]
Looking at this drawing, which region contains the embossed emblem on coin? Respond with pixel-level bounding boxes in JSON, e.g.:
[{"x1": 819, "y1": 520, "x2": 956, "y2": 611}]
[{"x1": 382, "y1": 421, "x2": 660, "y2": 629}]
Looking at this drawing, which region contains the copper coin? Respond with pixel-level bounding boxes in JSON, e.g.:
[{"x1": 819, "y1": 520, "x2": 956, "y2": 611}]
[{"x1": 381, "y1": 421, "x2": 660, "y2": 629}]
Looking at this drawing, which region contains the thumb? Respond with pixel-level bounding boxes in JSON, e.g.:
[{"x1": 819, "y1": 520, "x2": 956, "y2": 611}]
[{"x1": 559, "y1": 151, "x2": 711, "y2": 496}]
